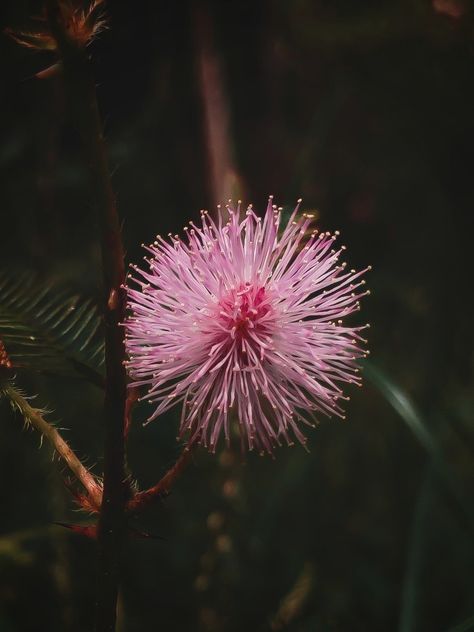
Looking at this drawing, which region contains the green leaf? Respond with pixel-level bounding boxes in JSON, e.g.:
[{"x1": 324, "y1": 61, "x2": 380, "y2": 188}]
[
  {"x1": 363, "y1": 360, "x2": 439, "y2": 459},
  {"x1": 0, "y1": 271, "x2": 104, "y2": 387},
  {"x1": 364, "y1": 360, "x2": 474, "y2": 537}
]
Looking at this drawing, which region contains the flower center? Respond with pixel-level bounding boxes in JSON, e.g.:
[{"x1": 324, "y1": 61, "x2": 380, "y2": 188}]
[{"x1": 218, "y1": 284, "x2": 272, "y2": 343}]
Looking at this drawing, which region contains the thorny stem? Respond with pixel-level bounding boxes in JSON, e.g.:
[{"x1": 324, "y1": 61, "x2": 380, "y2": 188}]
[
  {"x1": 46, "y1": 4, "x2": 128, "y2": 631},
  {"x1": 2, "y1": 382, "x2": 102, "y2": 510},
  {"x1": 127, "y1": 448, "x2": 192, "y2": 515}
]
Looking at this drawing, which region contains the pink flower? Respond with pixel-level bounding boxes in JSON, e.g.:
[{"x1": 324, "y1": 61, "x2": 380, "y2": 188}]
[{"x1": 125, "y1": 198, "x2": 370, "y2": 454}]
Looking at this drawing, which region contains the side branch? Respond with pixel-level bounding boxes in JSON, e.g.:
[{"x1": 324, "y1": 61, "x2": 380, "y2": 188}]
[{"x1": 2, "y1": 382, "x2": 102, "y2": 510}]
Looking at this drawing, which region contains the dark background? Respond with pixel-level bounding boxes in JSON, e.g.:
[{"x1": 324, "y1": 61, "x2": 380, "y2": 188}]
[{"x1": 1, "y1": 1, "x2": 474, "y2": 630}]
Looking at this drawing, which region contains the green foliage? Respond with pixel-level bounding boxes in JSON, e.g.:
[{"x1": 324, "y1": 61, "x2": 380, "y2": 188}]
[
  {"x1": 363, "y1": 360, "x2": 441, "y2": 461},
  {"x1": 364, "y1": 360, "x2": 474, "y2": 538},
  {"x1": 0, "y1": 272, "x2": 104, "y2": 387}
]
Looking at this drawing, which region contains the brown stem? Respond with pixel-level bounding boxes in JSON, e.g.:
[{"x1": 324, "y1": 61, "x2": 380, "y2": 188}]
[
  {"x1": 127, "y1": 448, "x2": 192, "y2": 515},
  {"x1": 2, "y1": 382, "x2": 102, "y2": 510},
  {"x1": 45, "y1": 5, "x2": 128, "y2": 631}
]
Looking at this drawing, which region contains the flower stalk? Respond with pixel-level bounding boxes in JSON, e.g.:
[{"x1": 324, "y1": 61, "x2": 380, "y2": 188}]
[{"x1": 127, "y1": 448, "x2": 192, "y2": 514}]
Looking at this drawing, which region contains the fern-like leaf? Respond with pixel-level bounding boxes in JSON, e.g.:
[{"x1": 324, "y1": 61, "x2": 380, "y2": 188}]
[{"x1": 0, "y1": 272, "x2": 104, "y2": 386}]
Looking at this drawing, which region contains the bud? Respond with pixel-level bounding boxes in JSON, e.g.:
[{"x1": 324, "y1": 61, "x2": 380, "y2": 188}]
[{"x1": 6, "y1": 0, "x2": 107, "y2": 61}]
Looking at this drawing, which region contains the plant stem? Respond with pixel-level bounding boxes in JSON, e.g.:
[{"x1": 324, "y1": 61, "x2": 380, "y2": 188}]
[
  {"x1": 45, "y1": 5, "x2": 128, "y2": 630},
  {"x1": 2, "y1": 381, "x2": 103, "y2": 509},
  {"x1": 78, "y1": 70, "x2": 128, "y2": 632},
  {"x1": 74, "y1": 57, "x2": 128, "y2": 632}
]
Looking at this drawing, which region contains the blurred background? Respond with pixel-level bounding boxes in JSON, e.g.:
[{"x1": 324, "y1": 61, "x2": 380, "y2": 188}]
[{"x1": 1, "y1": 0, "x2": 474, "y2": 630}]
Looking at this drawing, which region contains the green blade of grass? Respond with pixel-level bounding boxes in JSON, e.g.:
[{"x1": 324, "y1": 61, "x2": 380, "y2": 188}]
[{"x1": 364, "y1": 360, "x2": 474, "y2": 538}]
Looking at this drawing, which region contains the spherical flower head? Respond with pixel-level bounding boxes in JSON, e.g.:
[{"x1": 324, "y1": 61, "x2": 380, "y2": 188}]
[{"x1": 125, "y1": 198, "x2": 370, "y2": 454}]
